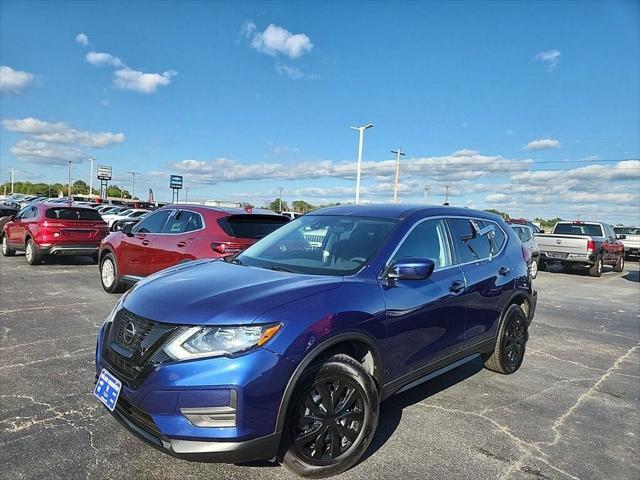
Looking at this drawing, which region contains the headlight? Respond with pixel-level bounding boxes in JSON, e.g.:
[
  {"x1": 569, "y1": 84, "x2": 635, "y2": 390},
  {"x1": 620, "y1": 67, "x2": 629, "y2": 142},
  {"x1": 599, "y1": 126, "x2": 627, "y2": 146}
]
[{"x1": 163, "y1": 324, "x2": 282, "y2": 360}]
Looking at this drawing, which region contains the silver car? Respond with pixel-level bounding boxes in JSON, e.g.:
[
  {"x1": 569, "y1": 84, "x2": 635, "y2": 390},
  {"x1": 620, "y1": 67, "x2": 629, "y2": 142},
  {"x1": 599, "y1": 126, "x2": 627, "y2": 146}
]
[{"x1": 511, "y1": 224, "x2": 540, "y2": 278}]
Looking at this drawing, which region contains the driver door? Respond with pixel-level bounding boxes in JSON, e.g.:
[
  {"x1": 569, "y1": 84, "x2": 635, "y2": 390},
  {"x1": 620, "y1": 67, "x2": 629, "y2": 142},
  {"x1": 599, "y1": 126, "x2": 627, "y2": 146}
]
[
  {"x1": 380, "y1": 218, "x2": 467, "y2": 381},
  {"x1": 118, "y1": 210, "x2": 172, "y2": 277}
]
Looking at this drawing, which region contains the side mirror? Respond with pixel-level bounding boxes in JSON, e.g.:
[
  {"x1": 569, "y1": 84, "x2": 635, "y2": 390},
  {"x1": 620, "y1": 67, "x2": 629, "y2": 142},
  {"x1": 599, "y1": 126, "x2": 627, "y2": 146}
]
[
  {"x1": 388, "y1": 257, "x2": 435, "y2": 281},
  {"x1": 121, "y1": 222, "x2": 134, "y2": 236},
  {"x1": 616, "y1": 234, "x2": 626, "y2": 240},
  {"x1": 539, "y1": 229, "x2": 545, "y2": 234}
]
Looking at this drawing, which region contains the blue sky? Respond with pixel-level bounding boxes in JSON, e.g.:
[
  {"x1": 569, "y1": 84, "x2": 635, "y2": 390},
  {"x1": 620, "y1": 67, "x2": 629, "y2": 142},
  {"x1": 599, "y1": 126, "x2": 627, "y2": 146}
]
[{"x1": 1, "y1": 0, "x2": 639, "y2": 222}]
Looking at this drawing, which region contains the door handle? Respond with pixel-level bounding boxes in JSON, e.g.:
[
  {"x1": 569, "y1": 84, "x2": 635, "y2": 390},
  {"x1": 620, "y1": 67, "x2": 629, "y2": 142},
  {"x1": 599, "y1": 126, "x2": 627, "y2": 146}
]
[
  {"x1": 449, "y1": 281, "x2": 465, "y2": 294},
  {"x1": 176, "y1": 241, "x2": 187, "y2": 247},
  {"x1": 498, "y1": 266, "x2": 511, "y2": 276},
  {"x1": 142, "y1": 240, "x2": 150, "y2": 246}
]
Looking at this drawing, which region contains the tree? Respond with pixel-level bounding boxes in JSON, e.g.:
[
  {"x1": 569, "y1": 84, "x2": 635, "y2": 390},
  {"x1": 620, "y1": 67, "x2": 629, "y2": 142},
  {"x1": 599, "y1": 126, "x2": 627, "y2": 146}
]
[
  {"x1": 267, "y1": 198, "x2": 288, "y2": 212},
  {"x1": 291, "y1": 200, "x2": 315, "y2": 213},
  {"x1": 485, "y1": 209, "x2": 510, "y2": 220},
  {"x1": 106, "y1": 185, "x2": 131, "y2": 198}
]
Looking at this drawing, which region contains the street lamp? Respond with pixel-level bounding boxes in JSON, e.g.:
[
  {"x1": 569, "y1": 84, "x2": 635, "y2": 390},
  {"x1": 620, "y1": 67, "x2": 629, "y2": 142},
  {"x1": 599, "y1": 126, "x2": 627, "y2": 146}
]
[
  {"x1": 89, "y1": 157, "x2": 95, "y2": 198},
  {"x1": 350, "y1": 123, "x2": 374, "y2": 204}
]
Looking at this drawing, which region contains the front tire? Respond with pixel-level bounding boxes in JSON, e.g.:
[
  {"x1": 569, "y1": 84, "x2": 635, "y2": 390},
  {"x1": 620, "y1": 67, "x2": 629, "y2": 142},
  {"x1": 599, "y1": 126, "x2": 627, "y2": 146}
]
[
  {"x1": 613, "y1": 254, "x2": 624, "y2": 273},
  {"x1": 282, "y1": 354, "x2": 379, "y2": 478},
  {"x1": 483, "y1": 304, "x2": 528, "y2": 374},
  {"x1": 1, "y1": 234, "x2": 15, "y2": 257},
  {"x1": 588, "y1": 255, "x2": 603, "y2": 277},
  {"x1": 100, "y1": 253, "x2": 127, "y2": 293},
  {"x1": 25, "y1": 239, "x2": 41, "y2": 265}
]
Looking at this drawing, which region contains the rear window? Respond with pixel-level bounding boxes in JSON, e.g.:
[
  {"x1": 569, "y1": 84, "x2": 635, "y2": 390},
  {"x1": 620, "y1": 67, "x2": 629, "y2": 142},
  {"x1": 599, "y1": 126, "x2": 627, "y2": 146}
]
[
  {"x1": 45, "y1": 208, "x2": 103, "y2": 221},
  {"x1": 218, "y1": 215, "x2": 289, "y2": 239},
  {"x1": 615, "y1": 226, "x2": 640, "y2": 235},
  {"x1": 554, "y1": 223, "x2": 603, "y2": 236}
]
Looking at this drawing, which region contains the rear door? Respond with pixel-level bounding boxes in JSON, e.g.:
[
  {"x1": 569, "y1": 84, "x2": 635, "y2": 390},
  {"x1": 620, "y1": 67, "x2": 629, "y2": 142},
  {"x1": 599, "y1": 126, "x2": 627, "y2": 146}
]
[
  {"x1": 381, "y1": 218, "x2": 467, "y2": 380},
  {"x1": 446, "y1": 217, "x2": 513, "y2": 344},
  {"x1": 119, "y1": 209, "x2": 172, "y2": 277}
]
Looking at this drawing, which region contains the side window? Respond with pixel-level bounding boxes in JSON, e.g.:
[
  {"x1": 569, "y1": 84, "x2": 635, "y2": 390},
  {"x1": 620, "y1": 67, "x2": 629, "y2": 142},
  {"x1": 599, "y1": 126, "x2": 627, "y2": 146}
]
[
  {"x1": 488, "y1": 221, "x2": 506, "y2": 250},
  {"x1": 162, "y1": 210, "x2": 203, "y2": 234},
  {"x1": 15, "y1": 206, "x2": 30, "y2": 219},
  {"x1": 134, "y1": 210, "x2": 171, "y2": 234},
  {"x1": 447, "y1": 217, "x2": 498, "y2": 263},
  {"x1": 391, "y1": 219, "x2": 452, "y2": 269},
  {"x1": 26, "y1": 207, "x2": 38, "y2": 219}
]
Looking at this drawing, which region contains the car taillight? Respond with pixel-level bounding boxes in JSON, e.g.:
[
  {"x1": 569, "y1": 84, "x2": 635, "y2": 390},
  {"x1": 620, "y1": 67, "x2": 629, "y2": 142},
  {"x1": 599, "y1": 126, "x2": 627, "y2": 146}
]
[
  {"x1": 587, "y1": 240, "x2": 596, "y2": 253},
  {"x1": 521, "y1": 244, "x2": 531, "y2": 263}
]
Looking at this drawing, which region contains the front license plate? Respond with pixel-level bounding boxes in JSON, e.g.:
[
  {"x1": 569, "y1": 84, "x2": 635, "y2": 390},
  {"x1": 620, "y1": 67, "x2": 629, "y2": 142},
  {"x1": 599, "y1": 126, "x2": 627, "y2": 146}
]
[{"x1": 93, "y1": 368, "x2": 122, "y2": 411}]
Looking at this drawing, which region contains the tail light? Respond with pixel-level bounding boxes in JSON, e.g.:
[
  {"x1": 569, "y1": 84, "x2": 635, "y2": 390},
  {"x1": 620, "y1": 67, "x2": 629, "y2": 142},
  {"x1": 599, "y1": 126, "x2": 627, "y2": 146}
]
[
  {"x1": 587, "y1": 240, "x2": 596, "y2": 253},
  {"x1": 521, "y1": 244, "x2": 531, "y2": 263}
]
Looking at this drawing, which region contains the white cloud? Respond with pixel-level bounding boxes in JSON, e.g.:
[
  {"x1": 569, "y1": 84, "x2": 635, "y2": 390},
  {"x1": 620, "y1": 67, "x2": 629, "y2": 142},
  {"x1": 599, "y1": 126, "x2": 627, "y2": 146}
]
[
  {"x1": 275, "y1": 62, "x2": 318, "y2": 80},
  {"x1": 524, "y1": 138, "x2": 561, "y2": 150},
  {"x1": 248, "y1": 23, "x2": 313, "y2": 58},
  {"x1": 2, "y1": 117, "x2": 125, "y2": 148},
  {"x1": 10, "y1": 140, "x2": 85, "y2": 165},
  {"x1": 535, "y1": 49, "x2": 561, "y2": 71},
  {"x1": 0, "y1": 65, "x2": 34, "y2": 94},
  {"x1": 113, "y1": 67, "x2": 176, "y2": 93},
  {"x1": 85, "y1": 51, "x2": 123, "y2": 67},
  {"x1": 485, "y1": 193, "x2": 511, "y2": 204},
  {"x1": 75, "y1": 33, "x2": 89, "y2": 46}
]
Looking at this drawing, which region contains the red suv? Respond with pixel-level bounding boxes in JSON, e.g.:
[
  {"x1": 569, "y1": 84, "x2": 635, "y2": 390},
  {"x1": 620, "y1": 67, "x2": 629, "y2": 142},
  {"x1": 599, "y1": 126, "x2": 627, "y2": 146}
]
[
  {"x1": 98, "y1": 205, "x2": 289, "y2": 292},
  {"x1": 1, "y1": 203, "x2": 109, "y2": 265}
]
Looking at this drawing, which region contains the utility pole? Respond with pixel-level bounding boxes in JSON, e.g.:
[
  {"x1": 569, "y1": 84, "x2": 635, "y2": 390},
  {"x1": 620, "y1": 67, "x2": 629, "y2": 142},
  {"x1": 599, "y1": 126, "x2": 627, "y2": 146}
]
[
  {"x1": 391, "y1": 147, "x2": 406, "y2": 204},
  {"x1": 185, "y1": 187, "x2": 189, "y2": 203},
  {"x1": 423, "y1": 184, "x2": 430, "y2": 204},
  {"x1": 10, "y1": 168, "x2": 14, "y2": 194},
  {"x1": 350, "y1": 123, "x2": 374, "y2": 204},
  {"x1": 89, "y1": 157, "x2": 95, "y2": 198},
  {"x1": 126, "y1": 171, "x2": 140, "y2": 199},
  {"x1": 444, "y1": 185, "x2": 450, "y2": 205},
  {"x1": 67, "y1": 161, "x2": 72, "y2": 200},
  {"x1": 278, "y1": 187, "x2": 284, "y2": 213}
]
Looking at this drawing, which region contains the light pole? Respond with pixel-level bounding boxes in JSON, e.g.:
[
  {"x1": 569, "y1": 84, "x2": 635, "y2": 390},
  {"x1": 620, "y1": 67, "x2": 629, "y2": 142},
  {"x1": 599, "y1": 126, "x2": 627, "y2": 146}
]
[
  {"x1": 10, "y1": 168, "x2": 14, "y2": 194},
  {"x1": 127, "y1": 171, "x2": 140, "y2": 200},
  {"x1": 444, "y1": 185, "x2": 450, "y2": 205},
  {"x1": 350, "y1": 123, "x2": 374, "y2": 204},
  {"x1": 89, "y1": 157, "x2": 95, "y2": 198},
  {"x1": 423, "y1": 184, "x2": 430, "y2": 204},
  {"x1": 278, "y1": 187, "x2": 284, "y2": 212},
  {"x1": 67, "y1": 161, "x2": 72, "y2": 200},
  {"x1": 185, "y1": 187, "x2": 190, "y2": 202},
  {"x1": 391, "y1": 147, "x2": 406, "y2": 204}
]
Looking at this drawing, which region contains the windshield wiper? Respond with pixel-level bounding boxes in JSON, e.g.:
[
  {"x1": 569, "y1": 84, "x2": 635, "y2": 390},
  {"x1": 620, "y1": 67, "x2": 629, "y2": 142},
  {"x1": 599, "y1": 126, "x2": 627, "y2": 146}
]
[
  {"x1": 270, "y1": 265, "x2": 296, "y2": 273},
  {"x1": 231, "y1": 257, "x2": 244, "y2": 265}
]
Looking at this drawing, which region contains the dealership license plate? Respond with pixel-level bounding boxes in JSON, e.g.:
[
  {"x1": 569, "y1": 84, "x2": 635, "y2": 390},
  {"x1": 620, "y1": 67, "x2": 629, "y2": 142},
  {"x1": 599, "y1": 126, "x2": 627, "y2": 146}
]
[{"x1": 93, "y1": 369, "x2": 121, "y2": 411}]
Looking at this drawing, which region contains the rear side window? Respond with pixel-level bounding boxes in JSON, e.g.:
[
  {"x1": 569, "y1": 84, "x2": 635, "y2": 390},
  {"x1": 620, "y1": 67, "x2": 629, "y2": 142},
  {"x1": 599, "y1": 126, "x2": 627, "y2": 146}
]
[
  {"x1": 135, "y1": 210, "x2": 172, "y2": 233},
  {"x1": 447, "y1": 217, "x2": 505, "y2": 263},
  {"x1": 45, "y1": 208, "x2": 102, "y2": 221},
  {"x1": 218, "y1": 215, "x2": 288, "y2": 239},
  {"x1": 162, "y1": 210, "x2": 203, "y2": 234}
]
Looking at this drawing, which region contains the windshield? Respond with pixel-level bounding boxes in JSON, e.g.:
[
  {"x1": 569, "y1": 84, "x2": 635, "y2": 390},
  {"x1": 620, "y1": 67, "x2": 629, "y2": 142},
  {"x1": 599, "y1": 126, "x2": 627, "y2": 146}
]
[
  {"x1": 237, "y1": 215, "x2": 397, "y2": 276},
  {"x1": 554, "y1": 223, "x2": 603, "y2": 236},
  {"x1": 614, "y1": 226, "x2": 640, "y2": 235}
]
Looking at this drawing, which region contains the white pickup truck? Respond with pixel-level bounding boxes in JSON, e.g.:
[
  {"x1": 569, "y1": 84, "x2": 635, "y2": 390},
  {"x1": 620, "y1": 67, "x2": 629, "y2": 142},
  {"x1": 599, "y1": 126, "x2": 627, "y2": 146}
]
[
  {"x1": 535, "y1": 221, "x2": 626, "y2": 277},
  {"x1": 614, "y1": 226, "x2": 640, "y2": 258}
]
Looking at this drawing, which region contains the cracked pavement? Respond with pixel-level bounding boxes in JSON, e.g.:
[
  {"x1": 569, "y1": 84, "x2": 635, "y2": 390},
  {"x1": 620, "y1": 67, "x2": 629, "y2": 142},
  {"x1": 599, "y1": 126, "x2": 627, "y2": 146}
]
[{"x1": 0, "y1": 255, "x2": 638, "y2": 480}]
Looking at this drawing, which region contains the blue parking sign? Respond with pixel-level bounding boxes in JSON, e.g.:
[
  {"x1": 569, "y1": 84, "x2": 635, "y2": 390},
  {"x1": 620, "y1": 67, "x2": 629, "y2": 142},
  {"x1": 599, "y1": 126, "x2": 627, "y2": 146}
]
[{"x1": 93, "y1": 369, "x2": 122, "y2": 411}]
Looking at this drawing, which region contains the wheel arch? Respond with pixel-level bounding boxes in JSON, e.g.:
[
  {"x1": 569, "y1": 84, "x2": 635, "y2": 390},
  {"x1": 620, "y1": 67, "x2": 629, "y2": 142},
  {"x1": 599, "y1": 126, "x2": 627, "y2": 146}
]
[{"x1": 273, "y1": 331, "x2": 383, "y2": 434}]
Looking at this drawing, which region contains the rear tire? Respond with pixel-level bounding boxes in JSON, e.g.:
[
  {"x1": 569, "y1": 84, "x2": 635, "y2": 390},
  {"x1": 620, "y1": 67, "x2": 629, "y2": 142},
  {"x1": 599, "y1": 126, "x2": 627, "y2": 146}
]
[
  {"x1": 537, "y1": 259, "x2": 546, "y2": 272},
  {"x1": 613, "y1": 254, "x2": 624, "y2": 273},
  {"x1": 25, "y1": 239, "x2": 41, "y2": 265},
  {"x1": 100, "y1": 253, "x2": 127, "y2": 293},
  {"x1": 1, "y1": 234, "x2": 15, "y2": 256},
  {"x1": 530, "y1": 257, "x2": 538, "y2": 279},
  {"x1": 483, "y1": 304, "x2": 528, "y2": 374},
  {"x1": 282, "y1": 354, "x2": 379, "y2": 478},
  {"x1": 588, "y1": 255, "x2": 603, "y2": 277}
]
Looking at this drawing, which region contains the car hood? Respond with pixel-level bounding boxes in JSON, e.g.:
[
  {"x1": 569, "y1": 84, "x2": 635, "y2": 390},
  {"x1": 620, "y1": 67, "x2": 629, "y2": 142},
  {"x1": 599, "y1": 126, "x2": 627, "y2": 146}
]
[{"x1": 123, "y1": 260, "x2": 343, "y2": 325}]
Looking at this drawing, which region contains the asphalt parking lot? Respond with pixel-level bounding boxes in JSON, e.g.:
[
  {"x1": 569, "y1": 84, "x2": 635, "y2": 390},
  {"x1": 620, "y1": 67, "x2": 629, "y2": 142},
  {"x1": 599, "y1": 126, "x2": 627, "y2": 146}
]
[{"x1": 0, "y1": 255, "x2": 638, "y2": 480}]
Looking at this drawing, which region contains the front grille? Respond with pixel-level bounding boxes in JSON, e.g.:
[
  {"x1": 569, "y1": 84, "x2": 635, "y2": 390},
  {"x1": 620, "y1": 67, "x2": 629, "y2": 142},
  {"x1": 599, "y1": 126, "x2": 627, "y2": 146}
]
[
  {"x1": 104, "y1": 308, "x2": 177, "y2": 388},
  {"x1": 115, "y1": 395, "x2": 162, "y2": 439}
]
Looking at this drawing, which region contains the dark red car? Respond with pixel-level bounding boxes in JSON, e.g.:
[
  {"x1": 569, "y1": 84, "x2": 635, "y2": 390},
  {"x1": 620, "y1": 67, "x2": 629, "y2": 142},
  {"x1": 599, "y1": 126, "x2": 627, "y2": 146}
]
[
  {"x1": 1, "y1": 203, "x2": 110, "y2": 265},
  {"x1": 98, "y1": 205, "x2": 289, "y2": 292}
]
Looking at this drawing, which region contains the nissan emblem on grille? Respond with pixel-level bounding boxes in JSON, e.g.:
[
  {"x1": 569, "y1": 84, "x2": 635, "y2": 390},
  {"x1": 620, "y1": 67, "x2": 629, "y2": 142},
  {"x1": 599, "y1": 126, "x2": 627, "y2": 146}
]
[{"x1": 123, "y1": 321, "x2": 136, "y2": 344}]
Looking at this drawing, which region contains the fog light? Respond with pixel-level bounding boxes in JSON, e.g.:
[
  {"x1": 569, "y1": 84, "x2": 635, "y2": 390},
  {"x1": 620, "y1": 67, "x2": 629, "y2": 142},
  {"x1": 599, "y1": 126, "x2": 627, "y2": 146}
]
[{"x1": 180, "y1": 391, "x2": 237, "y2": 428}]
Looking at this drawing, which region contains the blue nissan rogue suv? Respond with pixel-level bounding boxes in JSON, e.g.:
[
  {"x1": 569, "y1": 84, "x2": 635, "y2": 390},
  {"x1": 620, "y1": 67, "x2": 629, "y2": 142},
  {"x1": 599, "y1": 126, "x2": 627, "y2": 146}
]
[{"x1": 94, "y1": 205, "x2": 537, "y2": 477}]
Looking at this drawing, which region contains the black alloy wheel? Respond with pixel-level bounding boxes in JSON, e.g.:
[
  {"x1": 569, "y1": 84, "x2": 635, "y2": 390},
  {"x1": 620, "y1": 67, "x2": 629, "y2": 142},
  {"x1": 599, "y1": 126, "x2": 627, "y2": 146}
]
[{"x1": 502, "y1": 314, "x2": 527, "y2": 370}]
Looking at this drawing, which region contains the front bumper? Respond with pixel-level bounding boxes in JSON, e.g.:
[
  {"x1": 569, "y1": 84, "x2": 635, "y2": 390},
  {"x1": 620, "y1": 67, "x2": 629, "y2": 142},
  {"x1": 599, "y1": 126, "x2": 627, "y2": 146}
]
[{"x1": 95, "y1": 320, "x2": 294, "y2": 463}]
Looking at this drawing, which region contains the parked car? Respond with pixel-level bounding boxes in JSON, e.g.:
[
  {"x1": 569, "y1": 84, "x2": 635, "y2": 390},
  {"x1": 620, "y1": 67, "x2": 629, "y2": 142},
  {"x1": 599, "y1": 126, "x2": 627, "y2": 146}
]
[
  {"x1": 508, "y1": 218, "x2": 542, "y2": 233},
  {"x1": 510, "y1": 224, "x2": 540, "y2": 278},
  {"x1": 111, "y1": 212, "x2": 150, "y2": 232},
  {"x1": 1, "y1": 203, "x2": 110, "y2": 264},
  {"x1": 613, "y1": 226, "x2": 640, "y2": 258},
  {"x1": 0, "y1": 205, "x2": 19, "y2": 233},
  {"x1": 102, "y1": 209, "x2": 150, "y2": 230},
  {"x1": 536, "y1": 221, "x2": 625, "y2": 277},
  {"x1": 93, "y1": 205, "x2": 536, "y2": 477},
  {"x1": 98, "y1": 205, "x2": 290, "y2": 292}
]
